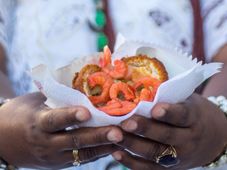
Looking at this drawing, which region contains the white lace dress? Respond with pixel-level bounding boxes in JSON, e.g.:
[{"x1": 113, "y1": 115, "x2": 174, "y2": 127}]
[{"x1": 0, "y1": 0, "x2": 226, "y2": 169}]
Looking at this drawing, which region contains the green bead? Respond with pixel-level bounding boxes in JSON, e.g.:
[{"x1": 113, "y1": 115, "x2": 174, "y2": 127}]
[
  {"x1": 97, "y1": 33, "x2": 108, "y2": 51},
  {"x1": 121, "y1": 165, "x2": 128, "y2": 170},
  {"x1": 95, "y1": 10, "x2": 106, "y2": 28},
  {"x1": 93, "y1": 0, "x2": 100, "y2": 4}
]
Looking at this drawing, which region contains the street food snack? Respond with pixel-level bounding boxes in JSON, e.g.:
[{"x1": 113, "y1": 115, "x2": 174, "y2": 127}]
[
  {"x1": 73, "y1": 46, "x2": 169, "y2": 116},
  {"x1": 32, "y1": 37, "x2": 221, "y2": 127}
]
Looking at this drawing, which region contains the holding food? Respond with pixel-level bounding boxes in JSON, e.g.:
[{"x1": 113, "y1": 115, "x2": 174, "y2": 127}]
[
  {"x1": 32, "y1": 38, "x2": 221, "y2": 127},
  {"x1": 72, "y1": 46, "x2": 168, "y2": 116}
]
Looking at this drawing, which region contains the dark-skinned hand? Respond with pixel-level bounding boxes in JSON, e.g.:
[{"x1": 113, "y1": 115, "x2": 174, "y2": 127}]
[
  {"x1": 0, "y1": 92, "x2": 123, "y2": 169},
  {"x1": 112, "y1": 94, "x2": 227, "y2": 170}
]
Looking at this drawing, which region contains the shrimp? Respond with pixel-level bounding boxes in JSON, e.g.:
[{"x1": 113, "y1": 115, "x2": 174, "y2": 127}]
[
  {"x1": 97, "y1": 82, "x2": 136, "y2": 115},
  {"x1": 98, "y1": 99, "x2": 137, "y2": 116},
  {"x1": 134, "y1": 77, "x2": 161, "y2": 102},
  {"x1": 104, "y1": 60, "x2": 128, "y2": 79},
  {"x1": 109, "y1": 82, "x2": 135, "y2": 101},
  {"x1": 88, "y1": 72, "x2": 113, "y2": 105},
  {"x1": 100, "y1": 46, "x2": 128, "y2": 79},
  {"x1": 99, "y1": 45, "x2": 112, "y2": 68},
  {"x1": 140, "y1": 88, "x2": 154, "y2": 101}
]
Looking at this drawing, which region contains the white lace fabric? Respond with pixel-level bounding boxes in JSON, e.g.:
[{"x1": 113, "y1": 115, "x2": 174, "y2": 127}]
[{"x1": 201, "y1": 0, "x2": 227, "y2": 62}]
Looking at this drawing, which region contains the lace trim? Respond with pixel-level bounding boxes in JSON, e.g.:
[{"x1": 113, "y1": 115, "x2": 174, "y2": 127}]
[{"x1": 202, "y1": 0, "x2": 227, "y2": 61}]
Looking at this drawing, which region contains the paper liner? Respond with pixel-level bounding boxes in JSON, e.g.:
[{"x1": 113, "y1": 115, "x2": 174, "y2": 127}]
[{"x1": 31, "y1": 36, "x2": 222, "y2": 127}]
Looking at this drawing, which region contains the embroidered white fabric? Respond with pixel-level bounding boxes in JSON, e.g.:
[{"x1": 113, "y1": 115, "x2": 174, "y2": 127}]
[
  {"x1": 201, "y1": 0, "x2": 227, "y2": 62},
  {"x1": 0, "y1": 0, "x2": 226, "y2": 169}
]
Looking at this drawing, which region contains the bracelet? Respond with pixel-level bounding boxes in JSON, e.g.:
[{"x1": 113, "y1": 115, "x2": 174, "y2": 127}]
[
  {"x1": 0, "y1": 98, "x2": 16, "y2": 170},
  {"x1": 208, "y1": 96, "x2": 227, "y2": 115},
  {"x1": 205, "y1": 96, "x2": 227, "y2": 169}
]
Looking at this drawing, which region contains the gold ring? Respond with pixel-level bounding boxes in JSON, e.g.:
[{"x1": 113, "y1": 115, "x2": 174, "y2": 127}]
[
  {"x1": 155, "y1": 145, "x2": 179, "y2": 168},
  {"x1": 72, "y1": 149, "x2": 81, "y2": 166}
]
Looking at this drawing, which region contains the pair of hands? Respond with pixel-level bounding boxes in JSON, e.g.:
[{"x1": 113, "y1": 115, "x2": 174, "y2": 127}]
[{"x1": 0, "y1": 93, "x2": 226, "y2": 169}]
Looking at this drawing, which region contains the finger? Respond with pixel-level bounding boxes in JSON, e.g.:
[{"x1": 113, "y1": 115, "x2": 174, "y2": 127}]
[
  {"x1": 117, "y1": 133, "x2": 168, "y2": 161},
  {"x1": 53, "y1": 126, "x2": 123, "y2": 150},
  {"x1": 112, "y1": 151, "x2": 167, "y2": 170},
  {"x1": 121, "y1": 115, "x2": 190, "y2": 145},
  {"x1": 152, "y1": 102, "x2": 196, "y2": 127},
  {"x1": 61, "y1": 145, "x2": 120, "y2": 165},
  {"x1": 40, "y1": 145, "x2": 120, "y2": 169},
  {"x1": 38, "y1": 106, "x2": 91, "y2": 132}
]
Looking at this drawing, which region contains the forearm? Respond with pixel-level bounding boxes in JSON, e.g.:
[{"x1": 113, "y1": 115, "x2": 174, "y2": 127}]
[
  {"x1": 203, "y1": 45, "x2": 227, "y2": 97},
  {"x1": 0, "y1": 45, "x2": 15, "y2": 98},
  {"x1": 0, "y1": 71, "x2": 15, "y2": 98}
]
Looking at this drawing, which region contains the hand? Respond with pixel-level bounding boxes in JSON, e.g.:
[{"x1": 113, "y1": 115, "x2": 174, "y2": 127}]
[
  {"x1": 0, "y1": 93, "x2": 123, "y2": 169},
  {"x1": 112, "y1": 94, "x2": 227, "y2": 170}
]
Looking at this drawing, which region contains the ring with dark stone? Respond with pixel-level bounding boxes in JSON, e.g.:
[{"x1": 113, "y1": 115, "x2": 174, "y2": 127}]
[{"x1": 155, "y1": 146, "x2": 180, "y2": 168}]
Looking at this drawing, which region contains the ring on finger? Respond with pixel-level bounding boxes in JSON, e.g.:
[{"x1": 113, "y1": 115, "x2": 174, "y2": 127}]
[
  {"x1": 72, "y1": 149, "x2": 81, "y2": 166},
  {"x1": 155, "y1": 145, "x2": 179, "y2": 168}
]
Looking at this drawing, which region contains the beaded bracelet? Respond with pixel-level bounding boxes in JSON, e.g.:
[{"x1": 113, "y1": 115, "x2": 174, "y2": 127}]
[
  {"x1": 0, "y1": 98, "x2": 16, "y2": 170},
  {"x1": 205, "y1": 96, "x2": 227, "y2": 169}
]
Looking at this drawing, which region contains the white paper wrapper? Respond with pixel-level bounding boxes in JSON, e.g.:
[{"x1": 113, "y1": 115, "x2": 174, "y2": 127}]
[{"x1": 31, "y1": 37, "x2": 222, "y2": 127}]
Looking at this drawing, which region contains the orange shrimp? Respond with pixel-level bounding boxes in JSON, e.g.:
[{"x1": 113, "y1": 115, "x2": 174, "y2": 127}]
[
  {"x1": 110, "y1": 82, "x2": 135, "y2": 101},
  {"x1": 140, "y1": 88, "x2": 154, "y2": 101},
  {"x1": 88, "y1": 72, "x2": 113, "y2": 105},
  {"x1": 98, "y1": 99, "x2": 137, "y2": 116},
  {"x1": 100, "y1": 46, "x2": 128, "y2": 79},
  {"x1": 103, "y1": 60, "x2": 128, "y2": 79},
  {"x1": 99, "y1": 45, "x2": 112, "y2": 68},
  {"x1": 134, "y1": 77, "x2": 161, "y2": 102}
]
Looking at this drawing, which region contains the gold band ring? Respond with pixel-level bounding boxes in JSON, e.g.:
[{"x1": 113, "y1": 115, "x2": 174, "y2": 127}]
[{"x1": 72, "y1": 149, "x2": 81, "y2": 166}]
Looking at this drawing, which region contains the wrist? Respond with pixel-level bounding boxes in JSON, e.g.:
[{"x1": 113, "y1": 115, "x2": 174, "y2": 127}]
[
  {"x1": 0, "y1": 98, "x2": 16, "y2": 170},
  {"x1": 0, "y1": 71, "x2": 15, "y2": 98},
  {"x1": 205, "y1": 96, "x2": 227, "y2": 168}
]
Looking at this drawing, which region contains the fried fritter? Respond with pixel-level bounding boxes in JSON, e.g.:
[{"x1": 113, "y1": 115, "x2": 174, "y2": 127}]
[
  {"x1": 122, "y1": 55, "x2": 168, "y2": 82},
  {"x1": 72, "y1": 64, "x2": 101, "y2": 95}
]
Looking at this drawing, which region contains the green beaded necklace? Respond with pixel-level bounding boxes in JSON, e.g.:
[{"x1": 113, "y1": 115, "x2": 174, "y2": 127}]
[{"x1": 92, "y1": 0, "x2": 109, "y2": 51}]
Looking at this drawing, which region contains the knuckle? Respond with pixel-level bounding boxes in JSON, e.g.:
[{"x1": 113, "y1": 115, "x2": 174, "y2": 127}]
[
  {"x1": 64, "y1": 112, "x2": 76, "y2": 125},
  {"x1": 25, "y1": 124, "x2": 39, "y2": 144},
  {"x1": 136, "y1": 120, "x2": 149, "y2": 134},
  {"x1": 120, "y1": 137, "x2": 133, "y2": 148},
  {"x1": 93, "y1": 131, "x2": 106, "y2": 143},
  {"x1": 144, "y1": 143, "x2": 158, "y2": 159},
  {"x1": 46, "y1": 112, "x2": 56, "y2": 131},
  {"x1": 134, "y1": 116, "x2": 148, "y2": 130},
  {"x1": 180, "y1": 108, "x2": 190, "y2": 125},
  {"x1": 81, "y1": 148, "x2": 98, "y2": 160},
  {"x1": 94, "y1": 127, "x2": 111, "y2": 142},
  {"x1": 33, "y1": 146, "x2": 52, "y2": 162},
  {"x1": 159, "y1": 128, "x2": 174, "y2": 143},
  {"x1": 39, "y1": 111, "x2": 57, "y2": 131},
  {"x1": 71, "y1": 133, "x2": 81, "y2": 149}
]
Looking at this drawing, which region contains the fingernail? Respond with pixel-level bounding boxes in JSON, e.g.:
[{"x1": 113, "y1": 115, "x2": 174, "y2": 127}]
[
  {"x1": 122, "y1": 120, "x2": 138, "y2": 132},
  {"x1": 153, "y1": 108, "x2": 166, "y2": 119},
  {"x1": 75, "y1": 110, "x2": 90, "y2": 122},
  {"x1": 107, "y1": 129, "x2": 123, "y2": 143},
  {"x1": 112, "y1": 151, "x2": 122, "y2": 161}
]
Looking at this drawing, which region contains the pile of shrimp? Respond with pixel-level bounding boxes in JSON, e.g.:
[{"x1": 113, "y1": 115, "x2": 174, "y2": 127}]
[{"x1": 73, "y1": 46, "x2": 168, "y2": 116}]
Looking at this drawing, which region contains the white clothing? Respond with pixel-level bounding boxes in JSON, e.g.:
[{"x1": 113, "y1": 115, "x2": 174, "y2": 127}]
[{"x1": 0, "y1": 0, "x2": 226, "y2": 169}]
